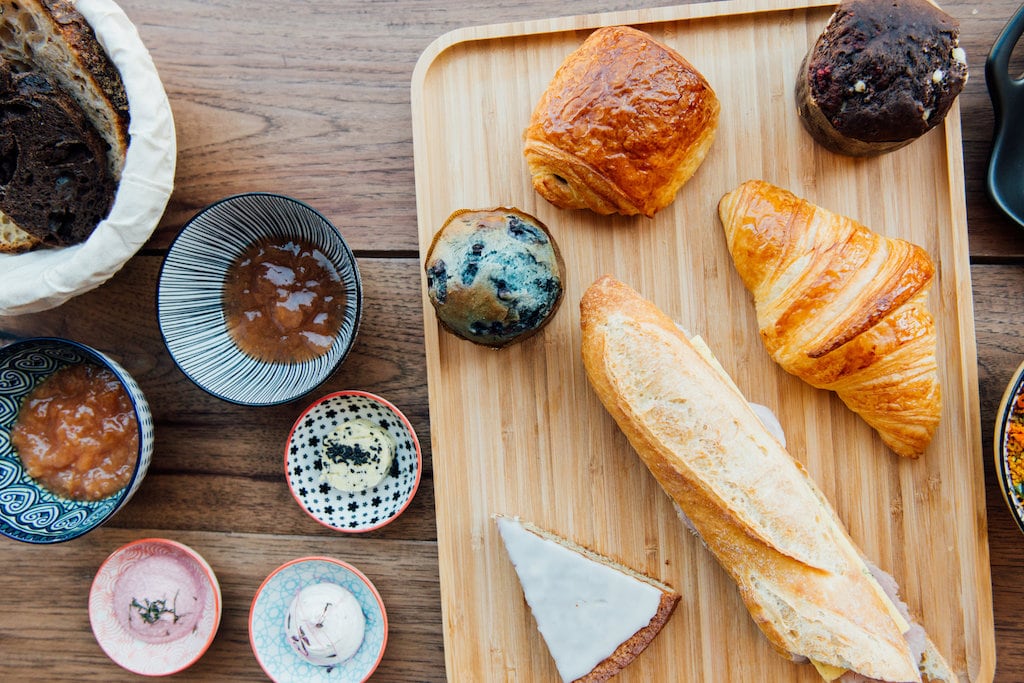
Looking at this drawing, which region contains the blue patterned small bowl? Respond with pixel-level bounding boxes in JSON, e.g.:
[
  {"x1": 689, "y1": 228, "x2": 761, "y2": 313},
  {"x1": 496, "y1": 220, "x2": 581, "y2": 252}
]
[
  {"x1": 157, "y1": 193, "x2": 362, "y2": 406},
  {"x1": 285, "y1": 391, "x2": 421, "y2": 533},
  {"x1": 0, "y1": 338, "x2": 154, "y2": 543},
  {"x1": 249, "y1": 556, "x2": 387, "y2": 682}
]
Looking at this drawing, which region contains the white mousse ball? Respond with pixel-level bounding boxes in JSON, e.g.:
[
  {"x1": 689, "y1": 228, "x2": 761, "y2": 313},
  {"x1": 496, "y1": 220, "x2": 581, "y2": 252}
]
[{"x1": 285, "y1": 582, "x2": 366, "y2": 667}]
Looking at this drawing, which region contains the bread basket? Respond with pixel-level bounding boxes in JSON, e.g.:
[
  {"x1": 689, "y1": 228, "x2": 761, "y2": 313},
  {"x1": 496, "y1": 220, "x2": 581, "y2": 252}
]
[{"x1": 0, "y1": 0, "x2": 176, "y2": 316}]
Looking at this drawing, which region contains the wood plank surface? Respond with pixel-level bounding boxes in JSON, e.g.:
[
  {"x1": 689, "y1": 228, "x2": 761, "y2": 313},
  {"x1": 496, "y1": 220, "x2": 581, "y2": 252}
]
[
  {"x1": 412, "y1": 0, "x2": 992, "y2": 681},
  {"x1": 2, "y1": 0, "x2": 1024, "y2": 681}
]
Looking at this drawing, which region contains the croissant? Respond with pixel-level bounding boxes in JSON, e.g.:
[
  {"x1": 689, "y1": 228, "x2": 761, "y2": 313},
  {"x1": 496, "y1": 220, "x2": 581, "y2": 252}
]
[
  {"x1": 523, "y1": 25, "x2": 719, "y2": 218},
  {"x1": 718, "y1": 180, "x2": 941, "y2": 458}
]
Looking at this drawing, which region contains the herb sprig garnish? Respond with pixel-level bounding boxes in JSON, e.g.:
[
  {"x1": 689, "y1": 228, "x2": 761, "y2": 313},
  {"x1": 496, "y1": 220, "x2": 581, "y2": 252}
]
[{"x1": 130, "y1": 591, "x2": 187, "y2": 625}]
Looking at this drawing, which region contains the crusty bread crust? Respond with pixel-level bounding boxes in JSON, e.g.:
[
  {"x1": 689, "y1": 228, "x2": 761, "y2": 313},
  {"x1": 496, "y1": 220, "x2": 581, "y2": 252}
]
[
  {"x1": 0, "y1": 0, "x2": 129, "y2": 253},
  {"x1": 577, "y1": 591, "x2": 678, "y2": 682},
  {"x1": 0, "y1": 209, "x2": 38, "y2": 252},
  {"x1": 42, "y1": 0, "x2": 128, "y2": 115},
  {"x1": 0, "y1": 0, "x2": 129, "y2": 178},
  {"x1": 579, "y1": 275, "x2": 927, "y2": 682}
]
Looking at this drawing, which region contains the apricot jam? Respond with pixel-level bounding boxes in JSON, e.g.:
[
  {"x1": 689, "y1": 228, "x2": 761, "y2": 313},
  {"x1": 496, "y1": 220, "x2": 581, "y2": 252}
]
[
  {"x1": 222, "y1": 237, "x2": 347, "y2": 363},
  {"x1": 11, "y1": 363, "x2": 139, "y2": 501}
]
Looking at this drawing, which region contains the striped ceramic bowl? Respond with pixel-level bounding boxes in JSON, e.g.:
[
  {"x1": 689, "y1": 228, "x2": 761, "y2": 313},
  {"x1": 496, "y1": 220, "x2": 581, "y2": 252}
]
[
  {"x1": 0, "y1": 337, "x2": 154, "y2": 543},
  {"x1": 157, "y1": 193, "x2": 362, "y2": 406}
]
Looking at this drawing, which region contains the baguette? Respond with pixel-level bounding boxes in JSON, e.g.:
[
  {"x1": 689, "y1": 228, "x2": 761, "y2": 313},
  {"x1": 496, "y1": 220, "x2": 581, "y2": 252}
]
[{"x1": 579, "y1": 275, "x2": 955, "y2": 682}]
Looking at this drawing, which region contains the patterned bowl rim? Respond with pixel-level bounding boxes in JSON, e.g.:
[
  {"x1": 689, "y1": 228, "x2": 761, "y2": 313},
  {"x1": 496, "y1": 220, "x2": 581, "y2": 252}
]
[
  {"x1": 284, "y1": 390, "x2": 422, "y2": 533},
  {"x1": 994, "y1": 357, "x2": 1024, "y2": 536},
  {"x1": 248, "y1": 555, "x2": 388, "y2": 682},
  {"x1": 0, "y1": 336, "x2": 151, "y2": 543},
  {"x1": 88, "y1": 537, "x2": 222, "y2": 676},
  {"x1": 155, "y1": 192, "x2": 363, "y2": 407}
]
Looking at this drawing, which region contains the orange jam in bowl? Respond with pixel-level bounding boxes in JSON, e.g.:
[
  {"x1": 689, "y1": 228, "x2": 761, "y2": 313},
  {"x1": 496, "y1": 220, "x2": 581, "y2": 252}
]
[
  {"x1": 11, "y1": 363, "x2": 140, "y2": 501},
  {"x1": 222, "y1": 236, "x2": 348, "y2": 364}
]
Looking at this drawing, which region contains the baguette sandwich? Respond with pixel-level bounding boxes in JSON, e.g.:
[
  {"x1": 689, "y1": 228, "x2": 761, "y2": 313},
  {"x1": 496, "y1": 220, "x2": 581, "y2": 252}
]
[{"x1": 579, "y1": 275, "x2": 956, "y2": 682}]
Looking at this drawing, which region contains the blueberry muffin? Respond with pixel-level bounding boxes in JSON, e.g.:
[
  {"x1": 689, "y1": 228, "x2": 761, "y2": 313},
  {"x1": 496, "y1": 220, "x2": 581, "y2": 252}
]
[
  {"x1": 796, "y1": 0, "x2": 968, "y2": 157},
  {"x1": 424, "y1": 208, "x2": 564, "y2": 348}
]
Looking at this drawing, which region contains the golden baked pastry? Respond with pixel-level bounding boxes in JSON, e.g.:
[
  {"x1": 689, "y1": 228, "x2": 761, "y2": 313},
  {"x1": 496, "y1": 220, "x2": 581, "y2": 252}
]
[
  {"x1": 718, "y1": 180, "x2": 941, "y2": 458},
  {"x1": 523, "y1": 25, "x2": 719, "y2": 218}
]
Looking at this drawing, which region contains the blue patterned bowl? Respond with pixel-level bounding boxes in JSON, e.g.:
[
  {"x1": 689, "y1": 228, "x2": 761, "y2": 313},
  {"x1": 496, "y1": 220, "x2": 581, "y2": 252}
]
[
  {"x1": 0, "y1": 338, "x2": 154, "y2": 543},
  {"x1": 249, "y1": 556, "x2": 387, "y2": 682},
  {"x1": 285, "y1": 391, "x2": 421, "y2": 533},
  {"x1": 995, "y1": 358, "x2": 1024, "y2": 536},
  {"x1": 157, "y1": 193, "x2": 362, "y2": 406}
]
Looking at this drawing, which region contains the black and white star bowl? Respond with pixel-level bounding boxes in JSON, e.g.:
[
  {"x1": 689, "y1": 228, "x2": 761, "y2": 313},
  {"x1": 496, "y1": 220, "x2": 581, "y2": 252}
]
[
  {"x1": 157, "y1": 193, "x2": 362, "y2": 406},
  {"x1": 285, "y1": 391, "x2": 421, "y2": 533}
]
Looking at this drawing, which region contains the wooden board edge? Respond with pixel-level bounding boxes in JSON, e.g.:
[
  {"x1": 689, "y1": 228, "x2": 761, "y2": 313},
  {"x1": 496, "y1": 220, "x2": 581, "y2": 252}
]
[
  {"x1": 411, "y1": 0, "x2": 836, "y2": 91},
  {"x1": 941, "y1": 101, "x2": 997, "y2": 683}
]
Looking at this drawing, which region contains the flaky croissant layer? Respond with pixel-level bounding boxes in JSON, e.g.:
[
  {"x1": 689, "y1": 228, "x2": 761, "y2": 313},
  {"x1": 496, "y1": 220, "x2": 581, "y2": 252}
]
[{"x1": 718, "y1": 179, "x2": 941, "y2": 458}]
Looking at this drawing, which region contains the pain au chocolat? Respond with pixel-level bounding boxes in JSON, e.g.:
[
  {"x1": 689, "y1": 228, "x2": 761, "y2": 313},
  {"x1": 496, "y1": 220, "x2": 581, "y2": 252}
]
[{"x1": 523, "y1": 25, "x2": 719, "y2": 218}]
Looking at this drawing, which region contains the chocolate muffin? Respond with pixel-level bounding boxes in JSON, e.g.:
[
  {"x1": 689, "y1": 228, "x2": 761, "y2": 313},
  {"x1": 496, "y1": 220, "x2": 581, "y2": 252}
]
[
  {"x1": 796, "y1": 0, "x2": 968, "y2": 156},
  {"x1": 424, "y1": 208, "x2": 564, "y2": 348},
  {"x1": 0, "y1": 59, "x2": 116, "y2": 246}
]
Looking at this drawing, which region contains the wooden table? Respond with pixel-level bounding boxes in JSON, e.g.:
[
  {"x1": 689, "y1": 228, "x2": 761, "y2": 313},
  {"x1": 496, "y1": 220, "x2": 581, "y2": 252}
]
[{"x1": 0, "y1": 0, "x2": 1022, "y2": 680}]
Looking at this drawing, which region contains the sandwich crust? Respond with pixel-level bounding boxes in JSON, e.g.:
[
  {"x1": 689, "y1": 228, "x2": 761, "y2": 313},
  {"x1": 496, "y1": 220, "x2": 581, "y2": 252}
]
[
  {"x1": 496, "y1": 515, "x2": 680, "y2": 682},
  {"x1": 580, "y1": 591, "x2": 678, "y2": 682}
]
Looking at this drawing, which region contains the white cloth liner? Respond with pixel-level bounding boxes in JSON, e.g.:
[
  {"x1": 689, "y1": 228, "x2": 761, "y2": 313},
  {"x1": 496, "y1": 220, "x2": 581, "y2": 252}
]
[{"x1": 0, "y1": 0, "x2": 176, "y2": 316}]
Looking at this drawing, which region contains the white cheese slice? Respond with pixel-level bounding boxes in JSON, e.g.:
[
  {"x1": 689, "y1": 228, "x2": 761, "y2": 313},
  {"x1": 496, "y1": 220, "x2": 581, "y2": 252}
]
[{"x1": 495, "y1": 516, "x2": 664, "y2": 682}]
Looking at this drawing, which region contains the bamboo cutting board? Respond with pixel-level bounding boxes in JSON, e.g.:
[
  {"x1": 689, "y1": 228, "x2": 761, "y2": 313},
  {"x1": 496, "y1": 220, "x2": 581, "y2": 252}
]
[{"x1": 411, "y1": 1, "x2": 995, "y2": 680}]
